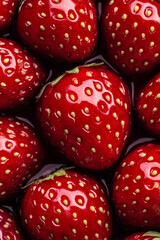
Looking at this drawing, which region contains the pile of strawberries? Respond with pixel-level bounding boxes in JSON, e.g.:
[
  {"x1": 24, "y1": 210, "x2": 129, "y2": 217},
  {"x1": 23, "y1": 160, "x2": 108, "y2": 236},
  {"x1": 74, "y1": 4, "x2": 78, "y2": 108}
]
[{"x1": 1, "y1": 0, "x2": 160, "y2": 239}]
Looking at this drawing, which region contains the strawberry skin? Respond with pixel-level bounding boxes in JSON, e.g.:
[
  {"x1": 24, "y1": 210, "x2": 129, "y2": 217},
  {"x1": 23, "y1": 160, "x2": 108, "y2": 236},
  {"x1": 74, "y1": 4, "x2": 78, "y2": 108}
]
[
  {"x1": 0, "y1": 38, "x2": 46, "y2": 111},
  {"x1": 101, "y1": 0, "x2": 160, "y2": 78},
  {"x1": 0, "y1": 206, "x2": 24, "y2": 239},
  {"x1": 112, "y1": 143, "x2": 160, "y2": 230},
  {"x1": 0, "y1": 0, "x2": 19, "y2": 34},
  {"x1": 20, "y1": 168, "x2": 113, "y2": 240},
  {"x1": 136, "y1": 72, "x2": 160, "y2": 136},
  {"x1": 0, "y1": 115, "x2": 45, "y2": 202},
  {"x1": 125, "y1": 231, "x2": 160, "y2": 240},
  {"x1": 16, "y1": 0, "x2": 97, "y2": 63},
  {"x1": 36, "y1": 63, "x2": 131, "y2": 170}
]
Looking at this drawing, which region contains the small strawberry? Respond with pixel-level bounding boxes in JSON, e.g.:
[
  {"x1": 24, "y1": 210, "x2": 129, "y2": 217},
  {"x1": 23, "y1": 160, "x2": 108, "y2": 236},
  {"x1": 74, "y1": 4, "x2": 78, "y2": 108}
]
[
  {"x1": 112, "y1": 143, "x2": 160, "y2": 230},
  {"x1": 16, "y1": 0, "x2": 97, "y2": 63},
  {"x1": 101, "y1": 0, "x2": 160, "y2": 78},
  {"x1": 0, "y1": 38, "x2": 46, "y2": 112},
  {"x1": 0, "y1": 0, "x2": 19, "y2": 34},
  {"x1": 136, "y1": 72, "x2": 160, "y2": 137},
  {"x1": 0, "y1": 115, "x2": 45, "y2": 202},
  {"x1": 36, "y1": 63, "x2": 131, "y2": 170},
  {"x1": 20, "y1": 167, "x2": 113, "y2": 240},
  {"x1": 125, "y1": 231, "x2": 160, "y2": 240},
  {"x1": 0, "y1": 206, "x2": 24, "y2": 239}
]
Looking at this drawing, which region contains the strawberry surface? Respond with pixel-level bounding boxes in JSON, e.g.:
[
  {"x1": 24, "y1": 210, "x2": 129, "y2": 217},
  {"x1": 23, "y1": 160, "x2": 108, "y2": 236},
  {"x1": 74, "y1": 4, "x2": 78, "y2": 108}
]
[
  {"x1": 20, "y1": 167, "x2": 113, "y2": 240},
  {"x1": 112, "y1": 143, "x2": 160, "y2": 230},
  {"x1": 0, "y1": 38, "x2": 46, "y2": 112},
  {"x1": 0, "y1": 206, "x2": 24, "y2": 239},
  {"x1": 136, "y1": 72, "x2": 160, "y2": 136},
  {"x1": 101, "y1": 0, "x2": 160, "y2": 78},
  {"x1": 125, "y1": 231, "x2": 160, "y2": 240},
  {"x1": 16, "y1": 0, "x2": 97, "y2": 63},
  {"x1": 0, "y1": 0, "x2": 19, "y2": 34},
  {"x1": 36, "y1": 63, "x2": 131, "y2": 170},
  {"x1": 0, "y1": 115, "x2": 45, "y2": 202}
]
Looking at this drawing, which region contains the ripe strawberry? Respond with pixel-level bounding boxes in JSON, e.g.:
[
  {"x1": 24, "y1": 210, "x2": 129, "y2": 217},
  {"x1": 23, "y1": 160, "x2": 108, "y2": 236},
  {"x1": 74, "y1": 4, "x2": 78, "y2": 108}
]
[
  {"x1": 0, "y1": 115, "x2": 45, "y2": 202},
  {"x1": 125, "y1": 231, "x2": 160, "y2": 240},
  {"x1": 16, "y1": 0, "x2": 97, "y2": 63},
  {"x1": 0, "y1": 206, "x2": 24, "y2": 239},
  {"x1": 112, "y1": 143, "x2": 160, "y2": 230},
  {"x1": 136, "y1": 72, "x2": 160, "y2": 137},
  {"x1": 36, "y1": 63, "x2": 131, "y2": 170},
  {"x1": 101, "y1": 0, "x2": 160, "y2": 78},
  {"x1": 0, "y1": 0, "x2": 19, "y2": 34},
  {"x1": 0, "y1": 38, "x2": 46, "y2": 112},
  {"x1": 20, "y1": 167, "x2": 113, "y2": 240}
]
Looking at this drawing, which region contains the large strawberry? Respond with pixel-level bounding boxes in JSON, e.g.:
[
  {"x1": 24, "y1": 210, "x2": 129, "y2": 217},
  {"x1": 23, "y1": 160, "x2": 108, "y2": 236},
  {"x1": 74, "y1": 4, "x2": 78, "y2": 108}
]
[
  {"x1": 136, "y1": 72, "x2": 160, "y2": 137},
  {"x1": 0, "y1": 0, "x2": 19, "y2": 34},
  {"x1": 0, "y1": 206, "x2": 24, "y2": 239},
  {"x1": 125, "y1": 231, "x2": 160, "y2": 240},
  {"x1": 0, "y1": 115, "x2": 45, "y2": 202},
  {"x1": 36, "y1": 63, "x2": 131, "y2": 170},
  {"x1": 16, "y1": 0, "x2": 97, "y2": 63},
  {"x1": 101, "y1": 0, "x2": 160, "y2": 78},
  {"x1": 20, "y1": 167, "x2": 113, "y2": 240},
  {"x1": 112, "y1": 143, "x2": 160, "y2": 230},
  {"x1": 0, "y1": 38, "x2": 46, "y2": 112}
]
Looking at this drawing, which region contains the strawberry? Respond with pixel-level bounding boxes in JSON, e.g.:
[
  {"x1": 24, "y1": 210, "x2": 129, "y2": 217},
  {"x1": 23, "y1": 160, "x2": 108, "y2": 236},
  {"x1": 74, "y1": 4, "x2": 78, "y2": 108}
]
[
  {"x1": 16, "y1": 0, "x2": 97, "y2": 63},
  {"x1": 0, "y1": 206, "x2": 24, "y2": 239},
  {"x1": 112, "y1": 143, "x2": 160, "y2": 230},
  {"x1": 36, "y1": 63, "x2": 131, "y2": 170},
  {"x1": 20, "y1": 167, "x2": 113, "y2": 240},
  {"x1": 136, "y1": 72, "x2": 160, "y2": 137},
  {"x1": 0, "y1": 0, "x2": 19, "y2": 34},
  {"x1": 0, "y1": 115, "x2": 45, "y2": 202},
  {"x1": 101, "y1": 0, "x2": 160, "y2": 78},
  {"x1": 125, "y1": 231, "x2": 160, "y2": 240},
  {"x1": 0, "y1": 37, "x2": 46, "y2": 112}
]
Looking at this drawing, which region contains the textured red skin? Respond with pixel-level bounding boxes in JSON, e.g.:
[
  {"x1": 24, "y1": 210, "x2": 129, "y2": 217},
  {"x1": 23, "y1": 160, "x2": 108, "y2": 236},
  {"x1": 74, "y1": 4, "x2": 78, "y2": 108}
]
[
  {"x1": 0, "y1": 206, "x2": 24, "y2": 240},
  {"x1": 136, "y1": 72, "x2": 160, "y2": 136},
  {"x1": 16, "y1": 0, "x2": 97, "y2": 63},
  {"x1": 113, "y1": 143, "x2": 160, "y2": 229},
  {"x1": 36, "y1": 64, "x2": 131, "y2": 170},
  {"x1": 125, "y1": 231, "x2": 160, "y2": 240},
  {"x1": 0, "y1": 0, "x2": 19, "y2": 33},
  {"x1": 0, "y1": 38, "x2": 46, "y2": 111},
  {"x1": 101, "y1": 0, "x2": 160, "y2": 78},
  {"x1": 20, "y1": 168, "x2": 113, "y2": 240},
  {"x1": 0, "y1": 115, "x2": 45, "y2": 202}
]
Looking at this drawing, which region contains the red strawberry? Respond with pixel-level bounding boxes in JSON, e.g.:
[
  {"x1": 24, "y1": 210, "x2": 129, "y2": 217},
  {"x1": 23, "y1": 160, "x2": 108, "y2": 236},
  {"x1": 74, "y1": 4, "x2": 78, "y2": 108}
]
[
  {"x1": 20, "y1": 167, "x2": 113, "y2": 240},
  {"x1": 0, "y1": 0, "x2": 19, "y2": 34},
  {"x1": 36, "y1": 63, "x2": 131, "y2": 170},
  {"x1": 112, "y1": 143, "x2": 160, "y2": 230},
  {"x1": 0, "y1": 206, "x2": 24, "y2": 239},
  {"x1": 125, "y1": 231, "x2": 160, "y2": 240},
  {"x1": 0, "y1": 38, "x2": 46, "y2": 112},
  {"x1": 16, "y1": 0, "x2": 97, "y2": 63},
  {"x1": 0, "y1": 115, "x2": 44, "y2": 202},
  {"x1": 101, "y1": 0, "x2": 160, "y2": 78},
  {"x1": 136, "y1": 72, "x2": 160, "y2": 137}
]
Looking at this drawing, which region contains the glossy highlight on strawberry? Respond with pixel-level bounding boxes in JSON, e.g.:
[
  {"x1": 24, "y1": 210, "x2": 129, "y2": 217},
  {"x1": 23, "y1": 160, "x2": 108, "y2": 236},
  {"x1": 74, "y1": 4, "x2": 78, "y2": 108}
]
[
  {"x1": 125, "y1": 231, "x2": 160, "y2": 240},
  {"x1": 20, "y1": 167, "x2": 113, "y2": 240},
  {"x1": 101, "y1": 0, "x2": 160, "y2": 78},
  {"x1": 0, "y1": 115, "x2": 45, "y2": 202},
  {"x1": 113, "y1": 143, "x2": 160, "y2": 230},
  {"x1": 36, "y1": 63, "x2": 131, "y2": 170},
  {"x1": 17, "y1": 0, "x2": 97, "y2": 63},
  {"x1": 0, "y1": 38, "x2": 46, "y2": 111},
  {"x1": 0, "y1": 206, "x2": 24, "y2": 240}
]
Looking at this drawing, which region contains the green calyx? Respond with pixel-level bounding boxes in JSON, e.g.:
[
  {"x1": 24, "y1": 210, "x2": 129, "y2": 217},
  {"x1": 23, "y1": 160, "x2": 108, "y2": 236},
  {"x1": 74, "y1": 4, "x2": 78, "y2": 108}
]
[
  {"x1": 143, "y1": 231, "x2": 160, "y2": 239},
  {"x1": 36, "y1": 62, "x2": 104, "y2": 100},
  {"x1": 22, "y1": 166, "x2": 75, "y2": 189}
]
